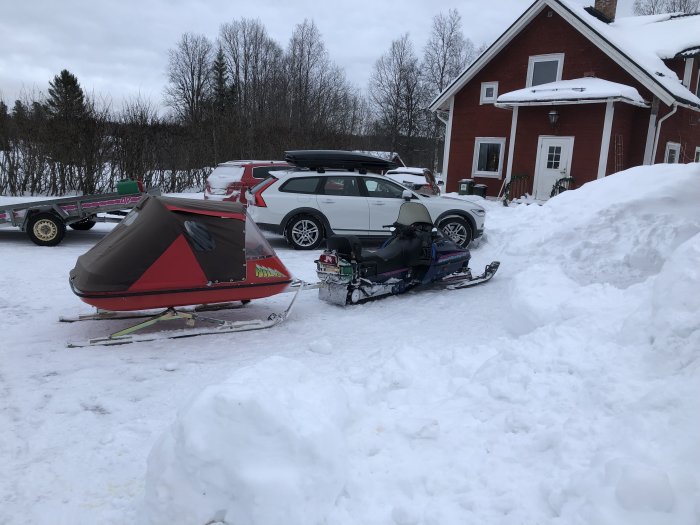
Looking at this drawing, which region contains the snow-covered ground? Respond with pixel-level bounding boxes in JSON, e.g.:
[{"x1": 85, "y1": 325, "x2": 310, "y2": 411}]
[{"x1": 2, "y1": 163, "x2": 700, "y2": 524}]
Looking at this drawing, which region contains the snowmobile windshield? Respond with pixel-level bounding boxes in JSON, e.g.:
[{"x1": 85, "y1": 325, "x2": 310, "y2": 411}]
[
  {"x1": 245, "y1": 211, "x2": 276, "y2": 260},
  {"x1": 395, "y1": 201, "x2": 433, "y2": 226}
]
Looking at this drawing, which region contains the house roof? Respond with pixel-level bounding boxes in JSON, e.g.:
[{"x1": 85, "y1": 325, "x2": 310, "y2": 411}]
[
  {"x1": 496, "y1": 77, "x2": 649, "y2": 107},
  {"x1": 429, "y1": 0, "x2": 700, "y2": 113}
]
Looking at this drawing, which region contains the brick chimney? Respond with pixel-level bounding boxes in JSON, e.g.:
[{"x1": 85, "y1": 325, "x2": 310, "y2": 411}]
[{"x1": 594, "y1": 0, "x2": 618, "y2": 21}]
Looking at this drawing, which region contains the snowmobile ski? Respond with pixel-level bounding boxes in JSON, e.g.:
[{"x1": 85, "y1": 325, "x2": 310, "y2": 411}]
[
  {"x1": 444, "y1": 261, "x2": 500, "y2": 290},
  {"x1": 66, "y1": 284, "x2": 303, "y2": 348}
]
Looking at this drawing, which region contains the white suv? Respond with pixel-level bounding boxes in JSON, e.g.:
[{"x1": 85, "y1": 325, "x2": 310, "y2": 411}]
[{"x1": 247, "y1": 170, "x2": 486, "y2": 250}]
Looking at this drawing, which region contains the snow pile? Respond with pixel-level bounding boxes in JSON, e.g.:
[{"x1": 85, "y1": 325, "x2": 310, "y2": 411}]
[
  {"x1": 493, "y1": 164, "x2": 700, "y2": 288},
  {"x1": 143, "y1": 357, "x2": 349, "y2": 525}
]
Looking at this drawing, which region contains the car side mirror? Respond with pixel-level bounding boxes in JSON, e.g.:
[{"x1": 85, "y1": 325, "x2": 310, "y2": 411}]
[{"x1": 402, "y1": 189, "x2": 413, "y2": 201}]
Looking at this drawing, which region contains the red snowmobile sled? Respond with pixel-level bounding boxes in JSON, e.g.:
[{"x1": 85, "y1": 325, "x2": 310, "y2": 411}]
[{"x1": 66, "y1": 196, "x2": 300, "y2": 346}]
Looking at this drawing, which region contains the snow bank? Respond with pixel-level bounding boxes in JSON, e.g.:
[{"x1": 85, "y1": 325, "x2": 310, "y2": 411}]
[
  {"x1": 143, "y1": 357, "x2": 349, "y2": 525},
  {"x1": 496, "y1": 164, "x2": 700, "y2": 288}
]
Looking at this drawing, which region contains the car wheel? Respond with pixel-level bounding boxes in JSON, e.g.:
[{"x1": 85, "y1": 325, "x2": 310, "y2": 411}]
[
  {"x1": 439, "y1": 217, "x2": 473, "y2": 248},
  {"x1": 285, "y1": 215, "x2": 323, "y2": 250},
  {"x1": 69, "y1": 217, "x2": 96, "y2": 230},
  {"x1": 27, "y1": 212, "x2": 66, "y2": 246}
]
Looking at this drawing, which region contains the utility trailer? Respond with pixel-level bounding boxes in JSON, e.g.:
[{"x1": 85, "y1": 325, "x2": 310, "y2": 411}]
[{"x1": 0, "y1": 187, "x2": 160, "y2": 246}]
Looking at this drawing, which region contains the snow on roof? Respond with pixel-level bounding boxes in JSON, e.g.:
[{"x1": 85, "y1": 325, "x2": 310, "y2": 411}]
[
  {"x1": 557, "y1": 0, "x2": 700, "y2": 107},
  {"x1": 352, "y1": 151, "x2": 404, "y2": 164},
  {"x1": 611, "y1": 11, "x2": 700, "y2": 58},
  {"x1": 496, "y1": 77, "x2": 649, "y2": 107},
  {"x1": 386, "y1": 167, "x2": 429, "y2": 175}
]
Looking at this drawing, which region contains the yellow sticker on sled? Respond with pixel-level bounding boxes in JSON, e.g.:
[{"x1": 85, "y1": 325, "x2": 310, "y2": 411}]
[{"x1": 255, "y1": 265, "x2": 285, "y2": 278}]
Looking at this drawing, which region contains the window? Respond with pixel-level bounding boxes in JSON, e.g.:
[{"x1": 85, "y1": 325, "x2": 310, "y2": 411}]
[
  {"x1": 252, "y1": 166, "x2": 281, "y2": 180},
  {"x1": 480, "y1": 82, "x2": 499, "y2": 104},
  {"x1": 472, "y1": 138, "x2": 506, "y2": 178},
  {"x1": 664, "y1": 142, "x2": 681, "y2": 164},
  {"x1": 184, "y1": 221, "x2": 215, "y2": 252},
  {"x1": 695, "y1": 147, "x2": 700, "y2": 163},
  {"x1": 321, "y1": 176, "x2": 360, "y2": 197},
  {"x1": 527, "y1": 53, "x2": 564, "y2": 87},
  {"x1": 361, "y1": 177, "x2": 406, "y2": 199},
  {"x1": 279, "y1": 177, "x2": 321, "y2": 194},
  {"x1": 546, "y1": 145, "x2": 562, "y2": 169}
]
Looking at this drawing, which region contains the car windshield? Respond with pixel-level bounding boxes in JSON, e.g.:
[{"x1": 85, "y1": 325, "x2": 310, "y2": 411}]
[{"x1": 207, "y1": 165, "x2": 245, "y2": 189}]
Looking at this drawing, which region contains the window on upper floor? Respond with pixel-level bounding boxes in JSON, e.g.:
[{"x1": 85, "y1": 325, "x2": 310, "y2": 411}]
[
  {"x1": 527, "y1": 53, "x2": 564, "y2": 87},
  {"x1": 480, "y1": 82, "x2": 499, "y2": 104},
  {"x1": 664, "y1": 142, "x2": 681, "y2": 164},
  {"x1": 472, "y1": 137, "x2": 506, "y2": 179}
]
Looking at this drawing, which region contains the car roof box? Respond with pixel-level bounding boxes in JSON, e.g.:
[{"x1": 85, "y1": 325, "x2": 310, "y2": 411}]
[{"x1": 284, "y1": 150, "x2": 398, "y2": 173}]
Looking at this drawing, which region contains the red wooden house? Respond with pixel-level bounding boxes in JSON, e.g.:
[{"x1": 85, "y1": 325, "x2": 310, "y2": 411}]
[{"x1": 429, "y1": 0, "x2": 700, "y2": 200}]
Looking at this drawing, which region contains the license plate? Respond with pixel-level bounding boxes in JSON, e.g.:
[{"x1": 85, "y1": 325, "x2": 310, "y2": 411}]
[
  {"x1": 318, "y1": 263, "x2": 339, "y2": 274},
  {"x1": 319, "y1": 253, "x2": 338, "y2": 265}
]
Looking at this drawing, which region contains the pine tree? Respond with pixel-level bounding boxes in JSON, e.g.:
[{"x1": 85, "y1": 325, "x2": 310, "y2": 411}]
[
  {"x1": 46, "y1": 69, "x2": 87, "y2": 120},
  {"x1": 211, "y1": 46, "x2": 230, "y2": 113}
]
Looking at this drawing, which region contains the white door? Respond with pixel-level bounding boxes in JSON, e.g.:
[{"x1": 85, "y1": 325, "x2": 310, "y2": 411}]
[
  {"x1": 534, "y1": 136, "x2": 574, "y2": 200},
  {"x1": 316, "y1": 175, "x2": 369, "y2": 235},
  {"x1": 361, "y1": 176, "x2": 409, "y2": 235}
]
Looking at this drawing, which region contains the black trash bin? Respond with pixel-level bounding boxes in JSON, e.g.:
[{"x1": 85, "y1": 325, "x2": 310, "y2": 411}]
[
  {"x1": 472, "y1": 183, "x2": 488, "y2": 198},
  {"x1": 458, "y1": 179, "x2": 474, "y2": 195}
]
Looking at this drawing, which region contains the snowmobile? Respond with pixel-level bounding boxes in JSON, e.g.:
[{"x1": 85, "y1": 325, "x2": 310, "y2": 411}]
[
  {"x1": 65, "y1": 195, "x2": 302, "y2": 346},
  {"x1": 315, "y1": 199, "x2": 500, "y2": 306}
]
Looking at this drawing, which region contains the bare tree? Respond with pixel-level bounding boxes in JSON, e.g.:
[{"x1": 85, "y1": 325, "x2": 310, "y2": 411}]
[
  {"x1": 286, "y1": 20, "x2": 328, "y2": 133},
  {"x1": 164, "y1": 33, "x2": 213, "y2": 124},
  {"x1": 219, "y1": 18, "x2": 285, "y2": 156},
  {"x1": 633, "y1": 0, "x2": 698, "y2": 14},
  {"x1": 423, "y1": 10, "x2": 475, "y2": 98},
  {"x1": 422, "y1": 10, "x2": 477, "y2": 171},
  {"x1": 369, "y1": 34, "x2": 424, "y2": 158}
]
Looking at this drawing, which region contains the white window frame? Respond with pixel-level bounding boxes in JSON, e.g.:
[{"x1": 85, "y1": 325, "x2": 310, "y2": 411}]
[
  {"x1": 472, "y1": 137, "x2": 506, "y2": 179},
  {"x1": 664, "y1": 141, "x2": 681, "y2": 163},
  {"x1": 480, "y1": 81, "x2": 499, "y2": 104},
  {"x1": 694, "y1": 146, "x2": 700, "y2": 163},
  {"x1": 526, "y1": 53, "x2": 565, "y2": 87}
]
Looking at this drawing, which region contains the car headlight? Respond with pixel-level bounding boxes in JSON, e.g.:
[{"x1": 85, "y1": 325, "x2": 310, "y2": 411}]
[{"x1": 470, "y1": 208, "x2": 486, "y2": 217}]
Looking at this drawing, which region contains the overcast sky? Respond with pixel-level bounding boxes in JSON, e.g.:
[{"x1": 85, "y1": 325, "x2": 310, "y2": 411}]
[{"x1": 0, "y1": 0, "x2": 634, "y2": 112}]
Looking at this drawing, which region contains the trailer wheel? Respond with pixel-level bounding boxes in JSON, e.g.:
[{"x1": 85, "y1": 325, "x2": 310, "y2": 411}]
[
  {"x1": 69, "y1": 217, "x2": 96, "y2": 231},
  {"x1": 27, "y1": 212, "x2": 66, "y2": 246}
]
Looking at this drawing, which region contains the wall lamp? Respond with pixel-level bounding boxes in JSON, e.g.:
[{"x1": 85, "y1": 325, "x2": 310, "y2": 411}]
[{"x1": 548, "y1": 108, "x2": 560, "y2": 127}]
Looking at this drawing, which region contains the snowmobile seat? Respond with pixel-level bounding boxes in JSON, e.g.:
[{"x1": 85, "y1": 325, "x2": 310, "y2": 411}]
[{"x1": 326, "y1": 235, "x2": 364, "y2": 260}]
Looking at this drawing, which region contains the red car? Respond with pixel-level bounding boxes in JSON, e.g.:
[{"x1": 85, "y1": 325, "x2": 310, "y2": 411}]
[{"x1": 204, "y1": 160, "x2": 290, "y2": 205}]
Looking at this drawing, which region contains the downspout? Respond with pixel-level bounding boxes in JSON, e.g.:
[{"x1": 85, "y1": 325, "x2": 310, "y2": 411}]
[
  {"x1": 500, "y1": 105, "x2": 519, "y2": 197},
  {"x1": 651, "y1": 104, "x2": 678, "y2": 163},
  {"x1": 436, "y1": 110, "x2": 449, "y2": 125},
  {"x1": 437, "y1": 99, "x2": 455, "y2": 189}
]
